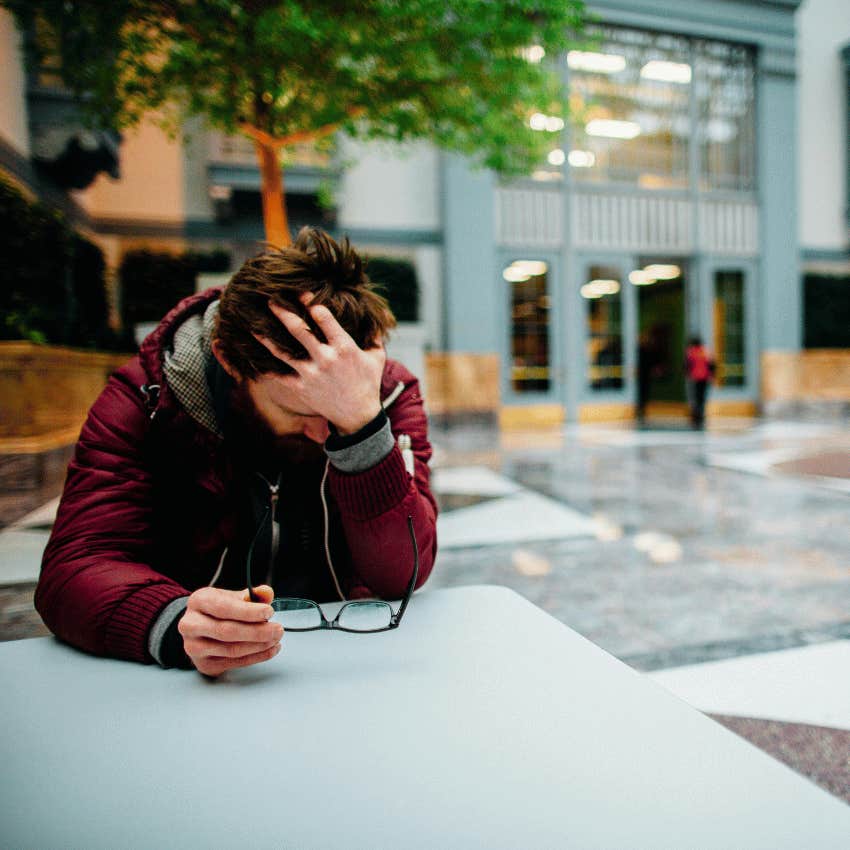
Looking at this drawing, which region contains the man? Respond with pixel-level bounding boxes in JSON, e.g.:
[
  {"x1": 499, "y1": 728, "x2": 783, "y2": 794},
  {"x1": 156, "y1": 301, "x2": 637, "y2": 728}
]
[{"x1": 35, "y1": 228, "x2": 438, "y2": 676}]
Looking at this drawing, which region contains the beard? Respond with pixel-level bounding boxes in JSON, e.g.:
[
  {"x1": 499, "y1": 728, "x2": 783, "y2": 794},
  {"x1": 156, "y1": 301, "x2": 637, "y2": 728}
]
[{"x1": 225, "y1": 381, "x2": 324, "y2": 468}]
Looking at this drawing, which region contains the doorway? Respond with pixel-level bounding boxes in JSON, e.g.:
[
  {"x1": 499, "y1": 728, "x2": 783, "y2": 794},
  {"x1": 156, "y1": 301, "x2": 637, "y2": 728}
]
[{"x1": 635, "y1": 259, "x2": 688, "y2": 414}]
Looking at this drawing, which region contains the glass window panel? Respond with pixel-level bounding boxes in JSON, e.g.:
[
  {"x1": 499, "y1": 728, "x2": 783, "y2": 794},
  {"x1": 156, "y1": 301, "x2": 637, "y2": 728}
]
[
  {"x1": 569, "y1": 26, "x2": 691, "y2": 189},
  {"x1": 507, "y1": 260, "x2": 551, "y2": 393},
  {"x1": 695, "y1": 41, "x2": 756, "y2": 192},
  {"x1": 713, "y1": 270, "x2": 746, "y2": 387},
  {"x1": 583, "y1": 265, "x2": 624, "y2": 391}
]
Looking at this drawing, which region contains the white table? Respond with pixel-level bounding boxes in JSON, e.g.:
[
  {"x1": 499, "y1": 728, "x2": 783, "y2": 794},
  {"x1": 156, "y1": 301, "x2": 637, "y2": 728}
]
[{"x1": 2, "y1": 586, "x2": 849, "y2": 849}]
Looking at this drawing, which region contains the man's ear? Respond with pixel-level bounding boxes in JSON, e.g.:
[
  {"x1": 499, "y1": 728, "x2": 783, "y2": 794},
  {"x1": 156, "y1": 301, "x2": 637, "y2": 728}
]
[{"x1": 211, "y1": 339, "x2": 240, "y2": 380}]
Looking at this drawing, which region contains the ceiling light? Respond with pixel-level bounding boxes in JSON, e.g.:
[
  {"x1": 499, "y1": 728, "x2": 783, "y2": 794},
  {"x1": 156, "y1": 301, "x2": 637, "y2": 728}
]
[
  {"x1": 568, "y1": 149, "x2": 596, "y2": 168},
  {"x1": 529, "y1": 112, "x2": 548, "y2": 131},
  {"x1": 545, "y1": 116, "x2": 565, "y2": 132},
  {"x1": 585, "y1": 119, "x2": 641, "y2": 139},
  {"x1": 531, "y1": 169, "x2": 563, "y2": 182},
  {"x1": 581, "y1": 279, "x2": 620, "y2": 299},
  {"x1": 628, "y1": 269, "x2": 656, "y2": 285},
  {"x1": 568, "y1": 50, "x2": 626, "y2": 74},
  {"x1": 640, "y1": 60, "x2": 692, "y2": 84},
  {"x1": 547, "y1": 148, "x2": 566, "y2": 166},
  {"x1": 643, "y1": 264, "x2": 680, "y2": 279},
  {"x1": 522, "y1": 45, "x2": 546, "y2": 64},
  {"x1": 514, "y1": 260, "x2": 548, "y2": 276},
  {"x1": 503, "y1": 266, "x2": 531, "y2": 283}
]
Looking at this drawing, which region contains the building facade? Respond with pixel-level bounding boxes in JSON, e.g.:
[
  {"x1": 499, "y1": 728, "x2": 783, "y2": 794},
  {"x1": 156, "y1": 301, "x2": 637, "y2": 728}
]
[{"x1": 1, "y1": 0, "x2": 848, "y2": 425}]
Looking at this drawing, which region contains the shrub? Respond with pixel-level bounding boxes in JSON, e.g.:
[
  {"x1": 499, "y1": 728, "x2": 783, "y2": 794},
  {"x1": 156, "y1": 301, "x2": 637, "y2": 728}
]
[
  {"x1": 119, "y1": 251, "x2": 198, "y2": 328},
  {"x1": 0, "y1": 178, "x2": 71, "y2": 343},
  {"x1": 365, "y1": 256, "x2": 420, "y2": 323}
]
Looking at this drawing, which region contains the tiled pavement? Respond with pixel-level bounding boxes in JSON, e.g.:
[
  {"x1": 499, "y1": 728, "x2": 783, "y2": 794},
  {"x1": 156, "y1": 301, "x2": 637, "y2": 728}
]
[{"x1": 2, "y1": 417, "x2": 849, "y2": 802}]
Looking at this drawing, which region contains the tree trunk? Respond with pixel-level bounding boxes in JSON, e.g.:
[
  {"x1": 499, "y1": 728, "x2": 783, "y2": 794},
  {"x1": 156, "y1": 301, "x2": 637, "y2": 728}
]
[{"x1": 255, "y1": 141, "x2": 290, "y2": 247}]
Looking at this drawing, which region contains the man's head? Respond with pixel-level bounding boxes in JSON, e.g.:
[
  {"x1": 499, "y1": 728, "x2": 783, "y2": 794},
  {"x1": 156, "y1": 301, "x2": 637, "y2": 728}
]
[{"x1": 212, "y1": 227, "x2": 396, "y2": 443}]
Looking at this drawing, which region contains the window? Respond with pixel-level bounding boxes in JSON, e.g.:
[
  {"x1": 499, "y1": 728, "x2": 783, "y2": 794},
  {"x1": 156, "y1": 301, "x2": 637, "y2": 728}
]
[
  {"x1": 695, "y1": 41, "x2": 756, "y2": 192},
  {"x1": 506, "y1": 260, "x2": 551, "y2": 393},
  {"x1": 582, "y1": 265, "x2": 624, "y2": 391},
  {"x1": 568, "y1": 26, "x2": 692, "y2": 189},
  {"x1": 713, "y1": 270, "x2": 746, "y2": 387},
  {"x1": 562, "y1": 26, "x2": 756, "y2": 193}
]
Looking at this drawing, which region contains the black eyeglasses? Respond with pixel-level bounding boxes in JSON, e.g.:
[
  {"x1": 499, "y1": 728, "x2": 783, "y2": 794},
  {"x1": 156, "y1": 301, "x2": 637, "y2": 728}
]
[{"x1": 248, "y1": 515, "x2": 419, "y2": 633}]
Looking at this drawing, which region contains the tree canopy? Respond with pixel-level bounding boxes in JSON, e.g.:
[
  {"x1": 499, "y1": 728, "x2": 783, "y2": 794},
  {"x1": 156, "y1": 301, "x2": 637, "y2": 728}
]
[{"x1": 6, "y1": 0, "x2": 587, "y2": 242}]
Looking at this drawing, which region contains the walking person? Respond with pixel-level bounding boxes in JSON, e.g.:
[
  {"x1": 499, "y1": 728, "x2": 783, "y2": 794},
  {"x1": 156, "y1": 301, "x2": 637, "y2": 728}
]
[{"x1": 684, "y1": 336, "x2": 716, "y2": 430}]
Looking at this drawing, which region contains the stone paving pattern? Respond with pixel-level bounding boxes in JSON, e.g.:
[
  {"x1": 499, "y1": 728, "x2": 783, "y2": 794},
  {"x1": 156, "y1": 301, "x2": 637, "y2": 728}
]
[{"x1": 428, "y1": 421, "x2": 850, "y2": 671}]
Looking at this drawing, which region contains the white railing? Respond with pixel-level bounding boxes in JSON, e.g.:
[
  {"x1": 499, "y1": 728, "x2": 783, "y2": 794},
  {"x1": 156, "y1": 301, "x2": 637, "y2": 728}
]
[
  {"x1": 495, "y1": 187, "x2": 563, "y2": 248},
  {"x1": 495, "y1": 186, "x2": 759, "y2": 257},
  {"x1": 571, "y1": 191, "x2": 692, "y2": 253},
  {"x1": 698, "y1": 199, "x2": 759, "y2": 256}
]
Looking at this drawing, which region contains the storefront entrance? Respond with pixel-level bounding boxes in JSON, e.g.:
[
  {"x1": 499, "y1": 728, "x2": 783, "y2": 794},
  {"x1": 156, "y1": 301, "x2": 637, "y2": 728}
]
[{"x1": 636, "y1": 259, "x2": 688, "y2": 411}]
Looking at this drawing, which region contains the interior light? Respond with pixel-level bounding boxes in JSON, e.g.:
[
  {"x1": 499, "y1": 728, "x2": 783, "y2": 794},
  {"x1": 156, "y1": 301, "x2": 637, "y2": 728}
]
[
  {"x1": 568, "y1": 150, "x2": 596, "y2": 168},
  {"x1": 547, "y1": 148, "x2": 566, "y2": 166},
  {"x1": 545, "y1": 116, "x2": 565, "y2": 132},
  {"x1": 503, "y1": 266, "x2": 531, "y2": 283},
  {"x1": 640, "y1": 60, "x2": 692, "y2": 84},
  {"x1": 585, "y1": 119, "x2": 641, "y2": 139},
  {"x1": 531, "y1": 169, "x2": 563, "y2": 182},
  {"x1": 581, "y1": 279, "x2": 620, "y2": 299},
  {"x1": 643, "y1": 264, "x2": 680, "y2": 279},
  {"x1": 628, "y1": 269, "x2": 656, "y2": 285},
  {"x1": 514, "y1": 260, "x2": 548, "y2": 276},
  {"x1": 529, "y1": 112, "x2": 548, "y2": 131},
  {"x1": 522, "y1": 45, "x2": 546, "y2": 64},
  {"x1": 568, "y1": 50, "x2": 626, "y2": 74}
]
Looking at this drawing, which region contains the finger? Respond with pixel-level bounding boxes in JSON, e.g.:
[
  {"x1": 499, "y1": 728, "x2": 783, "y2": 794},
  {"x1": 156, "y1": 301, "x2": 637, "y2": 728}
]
[
  {"x1": 245, "y1": 584, "x2": 274, "y2": 605},
  {"x1": 201, "y1": 644, "x2": 282, "y2": 676},
  {"x1": 191, "y1": 587, "x2": 274, "y2": 623},
  {"x1": 268, "y1": 301, "x2": 323, "y2": 357},
  {"x1": 305, "y1": 302, "x2": 348, "y2": 347},
  {"x1": 189, "y1": 637, "x2": 282, "y2": 660},
  {"x1": 185, "y1": 612, "x2": 284, "y2": 643}
]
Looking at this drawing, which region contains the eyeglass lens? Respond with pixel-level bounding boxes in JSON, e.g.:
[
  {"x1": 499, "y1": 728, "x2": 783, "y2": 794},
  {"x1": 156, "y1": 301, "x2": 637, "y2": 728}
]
[{"x1": 270, "y1": 599, "x2": 394, "y2": 632}]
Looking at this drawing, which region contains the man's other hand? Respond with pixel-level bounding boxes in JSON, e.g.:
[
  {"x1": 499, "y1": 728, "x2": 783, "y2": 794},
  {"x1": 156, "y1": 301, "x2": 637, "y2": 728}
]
[
  {"x1": 256, "y1": 295, "x2": 385, "y2": 435},
  {"x1": 178, "y1": 585, "x2": 282, "y2": 677}
]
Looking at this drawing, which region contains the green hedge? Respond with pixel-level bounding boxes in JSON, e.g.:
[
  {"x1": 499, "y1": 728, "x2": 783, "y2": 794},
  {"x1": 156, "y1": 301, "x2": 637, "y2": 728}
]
[
  {"x1": 366, "y1": 256, "x2": 419, "y2": 323},
  {"x1": 119, "y1": 251, "x2": 198, "y2": 328},
  {"x1": 0, "y1": 177, "x2": 115, "y2": 347}
]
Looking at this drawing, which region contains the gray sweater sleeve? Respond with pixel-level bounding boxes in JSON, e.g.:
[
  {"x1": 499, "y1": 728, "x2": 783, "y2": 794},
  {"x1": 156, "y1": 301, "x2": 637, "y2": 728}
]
[
  {"x1": 324, "y1": 413, "x2": 395, "y2": 473},
  {"x1": 148, "y1": 596, "x2": 190, "y2": 668}
]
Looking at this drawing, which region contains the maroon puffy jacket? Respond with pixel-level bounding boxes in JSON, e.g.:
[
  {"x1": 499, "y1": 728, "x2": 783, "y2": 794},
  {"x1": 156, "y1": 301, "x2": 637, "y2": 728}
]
[{"x1": 35, "y1": 289, "x2": 438, "y2": 663}]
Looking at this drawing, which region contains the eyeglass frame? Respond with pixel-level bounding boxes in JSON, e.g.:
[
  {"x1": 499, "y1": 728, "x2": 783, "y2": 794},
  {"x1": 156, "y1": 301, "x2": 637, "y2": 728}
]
[{"x1": 247, "y1": 514, "x2": 419, "y2": 633}]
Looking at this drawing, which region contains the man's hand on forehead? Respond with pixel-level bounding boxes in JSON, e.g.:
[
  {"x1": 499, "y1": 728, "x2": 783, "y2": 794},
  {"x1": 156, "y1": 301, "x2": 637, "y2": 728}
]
[{"x1": 253, "y1": 292, "x2": 385, "y2": 435}]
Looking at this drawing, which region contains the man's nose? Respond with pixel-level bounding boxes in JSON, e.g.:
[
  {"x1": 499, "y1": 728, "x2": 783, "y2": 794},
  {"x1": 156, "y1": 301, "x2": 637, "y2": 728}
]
[{"x1": 303, "y1": 418, "x2": 330, "y2": 444}]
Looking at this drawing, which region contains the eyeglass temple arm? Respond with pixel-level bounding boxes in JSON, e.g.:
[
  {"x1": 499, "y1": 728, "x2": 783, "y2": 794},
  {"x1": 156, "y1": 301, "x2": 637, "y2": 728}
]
[{"x1": 392, "y1": 515, "x2": 419, "y2": 625}]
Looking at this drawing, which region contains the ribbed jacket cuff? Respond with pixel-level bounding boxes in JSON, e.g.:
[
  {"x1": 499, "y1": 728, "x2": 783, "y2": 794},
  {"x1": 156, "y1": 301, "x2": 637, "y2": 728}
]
[
  {"x1": 328, "y1": 445, "x2": 412, "y2": 521},
  {"x1": 104, "y1": 582, "x2": 189, "y2": 663}
]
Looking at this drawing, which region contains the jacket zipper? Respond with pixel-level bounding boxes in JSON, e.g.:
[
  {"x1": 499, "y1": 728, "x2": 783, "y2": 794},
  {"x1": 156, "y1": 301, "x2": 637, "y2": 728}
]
[{"x1": 257, "y1": 472, "x2": 281, "y2": 586}]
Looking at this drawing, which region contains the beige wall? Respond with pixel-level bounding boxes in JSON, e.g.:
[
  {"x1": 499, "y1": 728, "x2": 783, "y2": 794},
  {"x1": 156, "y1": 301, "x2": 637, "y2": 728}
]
[
  {"x1": 74, "y1": 119, "x2": 185, "y2": 222},
  {"x1": 0, "y1": 10, "x2": 30, "y2": 157},
  {"x1": 762, "y1": 350, "x2": 850, "y2": 401}
]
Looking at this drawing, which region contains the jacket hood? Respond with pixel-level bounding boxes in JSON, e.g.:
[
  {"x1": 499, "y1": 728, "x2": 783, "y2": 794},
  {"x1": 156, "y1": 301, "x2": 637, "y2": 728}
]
[{"x1": 139, "y1": 287, "x2": 225, "y2": 436}]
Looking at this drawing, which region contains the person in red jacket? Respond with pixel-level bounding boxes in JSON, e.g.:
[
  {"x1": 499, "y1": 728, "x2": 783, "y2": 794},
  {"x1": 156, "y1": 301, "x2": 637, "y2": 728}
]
[
  {"x1": 36, "y1": 227, "x2": 438, "y2": 676},
  {"x1": 684, "y1": 336, "x2": 716, "y2": 430}
]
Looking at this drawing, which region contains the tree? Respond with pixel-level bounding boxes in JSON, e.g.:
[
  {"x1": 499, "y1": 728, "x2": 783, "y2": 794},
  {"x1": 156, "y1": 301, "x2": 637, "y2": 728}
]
[{"x1": 6, "y1": 0, "x2": 586, "y2": 246}]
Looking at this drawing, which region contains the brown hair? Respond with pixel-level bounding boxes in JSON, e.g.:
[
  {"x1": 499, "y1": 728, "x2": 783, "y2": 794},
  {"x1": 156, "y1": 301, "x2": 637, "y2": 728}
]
[{"x1": 215, "y1": 227, "x2": 396, "y2": 379}]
